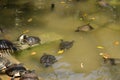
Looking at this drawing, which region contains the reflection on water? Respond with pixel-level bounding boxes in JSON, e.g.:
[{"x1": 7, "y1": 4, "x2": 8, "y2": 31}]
[{"x1": 0, "y1": 0, "x2": 120, "y2": 80}]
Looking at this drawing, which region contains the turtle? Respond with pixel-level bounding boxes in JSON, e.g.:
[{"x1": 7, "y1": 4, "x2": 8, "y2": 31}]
[
  {"x1": 0, "y1": 57, "x2": 11, "y2": 73},
  {"x1": 103, "y1": 57, "x2": 120, "y2": 65},
  {"x1": 17, "y1": 34, "x2": 40, "y2": 46},
  {"x1": 40, "y1": 53, "x2": 57, "y2": 67},
  {"x1": 0, "y1": 39, "x2": 18, "y2": 56},
  {"x1": 19, "y1": 70, "x2": 39, "y2": 80},
  {"x1": 5, "y1": 63, "x2": 27, "y2": 80},
  {"x1": 58, "y1": 39, "x2": 74, "y2": 54},
  {"x1": 97, "y1": 0, "x2": 115, "y2": 12},
  {"x1": 103, "y1": 58, "x2": 116, "y2": 65},
  {"x1": 75, "y1": 24, "x2": 94, "y2": 32}
]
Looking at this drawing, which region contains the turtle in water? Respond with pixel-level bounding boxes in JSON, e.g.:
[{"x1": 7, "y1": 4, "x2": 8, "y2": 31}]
[
  {"x1": 103, "y1": 58, "x2": 116, "y2": 65},
  {"x1": 40, "y1": 53, "x2": 57, "y2": 67},
  {"x1": 19, "y1": 70, "x2": 39, "y2": 80},
  {"x1": 0, "y1": 39, "x2": 18, "y2": 56},
  {"x1": 99, "y1": 53, "x2": 120, "y2": 65},
  {"x1": 75, "y1": 24, "x2": 94, "y2": 32},
  {"x1": 103, "y1": 57, "x2": 120, "y2": 65},
  {"x1": 97, "y1": 0, "x2": 115, "y2": 12},
  {"x1": 17, "y1": 34, "x2": 41, "y2": 46},
  {"x1": 0, "y1": 57, "x2": 11, "y2": 73},
  {"x1": 58, "y1": 39, "x2": 74, "y2": 54},
  {"x1": 5, "y1": 63, "x2": 26, "y2": 80}
]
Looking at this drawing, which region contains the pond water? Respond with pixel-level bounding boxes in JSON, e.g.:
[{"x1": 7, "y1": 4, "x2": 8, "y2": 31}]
[{"x1": 0, "y1": 0, "x2": 120, "y2": 80}]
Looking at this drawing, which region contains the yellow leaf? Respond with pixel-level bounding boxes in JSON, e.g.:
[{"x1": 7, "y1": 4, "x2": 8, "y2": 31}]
[
  {"x1": 97, "y1": 46, "x2": 104, "y2": 49},
  {"x1": 28, "y1": 18, "x2": 32, "y2": 22},
  {"x1": 114, "y1": 41, "x2": 119, "y2": 46},
  {"x1": 58, "y1": 50, "x2": 64, "y2": 54},
  {"x1": 80, "y1": 63, "x2": 84, "y2": 68},
  {"x1": 31, "y1": 52, "x2": 36, "y2": 55},
  {"x1": 99, "y1": 53, "x2": 110, "y2": 59}
]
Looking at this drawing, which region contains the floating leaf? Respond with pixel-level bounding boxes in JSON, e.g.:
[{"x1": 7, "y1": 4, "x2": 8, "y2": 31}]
[
  {"x1": 114, "y1": 41, "x2": 119, "y2": 46},
  {"x1": 58, "y1": 50, "x2": 64, "y2": 55},
  {"x1": 97, "y1": 46, "x2": 104, "y2": 49},
  {"x1": 80, "y1": 63, "x2": 84, "y2": 68},
  {"x1": 28, "y1": 18, "x2": 33, "y2": 22},
  {"x1": 31, "y1": 52, "x2": 37, "y2": 55},
  {"x1": 99, "y1": 53, "x2": 110, "y2": 59}
]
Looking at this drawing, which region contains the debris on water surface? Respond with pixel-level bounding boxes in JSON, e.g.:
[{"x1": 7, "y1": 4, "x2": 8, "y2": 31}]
[
  {"x1": 27, "y1": 18, "x2": 33, "y2": 22},
  {"x1": 99, "y1": 53, "x2": 110, "y2": 59},
  {"x1": 31, "y1": 51, "x2": 37, "y2": 55},
  {"x1": 80, "y1": 63, "x2": 84, "y2": 68},
  {"x1": 113, "y1": 41, "x2": 119, "y2": 46},
  {"x1": 97, "y1": 46, "x2": 104, "y2": 49},
  {"x1": 58, "y1": 50, "x2": 64, "y2": 55}
]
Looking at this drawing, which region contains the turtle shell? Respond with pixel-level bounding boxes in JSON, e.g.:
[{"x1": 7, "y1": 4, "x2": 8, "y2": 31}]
[
  {"x1": 5, "y1": 64, "x2": 26, "y2": 77},
  {"x1": 18, "y1": 34, "x2": 40, "y2": 46},
  {"x1": 0, "y1": 57, "x2": 11, "y2": 71},
  {"x1": 40, "y1": 54, "x2": 57, "y2": 67},
  {"x1": 59, "y1": 40, "x2": 74, "y2": 50},
  {"x1": 20, "y1": 70, "x2": 39, "y2": 80},
  {"x1": 75, "y1": 24, "x2": 93, "y2": 32},
  {"x1": 0, "y1": 39, "x2": 17, "y2": 55},
  {"x1": 24, "y1": 36, "x2": 40, "y2": 46}
]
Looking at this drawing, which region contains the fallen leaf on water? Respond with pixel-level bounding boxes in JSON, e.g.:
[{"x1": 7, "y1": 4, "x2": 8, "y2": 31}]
[
  {"x1": 99, "y1": 53, "x2": 110, "y2": 59},
  {"x1": 28, "y1": 18, "x2": 32, "y2": 22},
  {"x1": 114, "y1": 41, "x2": 119, "y2": 46},
  {"x1": 58, "y1": 50, "x2": 64, "y2": 55},
  {"x1": 31, "y1": 52, "x2": 36, "y2": 55},
  {"x1": 97, "y1": 46, "x2": 104, "y2": 49},
  {"x1": 80, "y1": 63, "x2": 84, "y2": 68}
]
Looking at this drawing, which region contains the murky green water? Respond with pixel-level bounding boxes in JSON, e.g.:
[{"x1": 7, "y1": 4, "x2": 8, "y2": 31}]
[{"x1": 0, "y1": 0, "x2": 120, "y2": 80}]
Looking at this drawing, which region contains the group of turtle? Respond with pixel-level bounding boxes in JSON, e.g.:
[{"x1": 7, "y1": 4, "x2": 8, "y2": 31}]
[
  {"x1": 0, "y1": 58, "x2": 39, "y2": 80},
  {"x1": 0, "y1": 33, "x2": 75, "y2": 80},
  {"x1": 0, "y1": 34, "x2": 42, "y2": 80},
  {"x1": 40, "y1": 39, "x2": 74, "y2": 68},
  {"x1": 0, "y1": 0, "x2": 118, "y2": 79}
]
